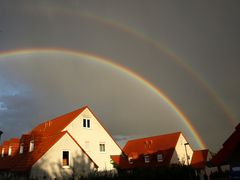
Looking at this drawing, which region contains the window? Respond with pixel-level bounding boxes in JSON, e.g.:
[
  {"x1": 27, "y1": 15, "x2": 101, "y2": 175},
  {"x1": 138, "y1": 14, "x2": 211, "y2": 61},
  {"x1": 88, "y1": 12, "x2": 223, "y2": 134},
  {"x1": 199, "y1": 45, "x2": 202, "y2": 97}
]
[
  {"x1": 99, "y1": 143, "x2": 105, "y2": 152},
  {"x1": 62, "y1": 151, "x2": 69, "y2": 166},
  {"x1": 144, "y1": 155, "x2": 150, "y2": 163},
  {"x1": 8, "y1": 146, "x2": 12, "y2": 156},
  {"x1": 83, "y1": 119, "x2": 90, "y2": 128},
  {"x1": 29, "y1": 140, "x2": 34, "y2": 152},
  {"x1": 1, "y1": 148, "x2": 4, "y2": 157},
  {"x1": 87, "y1": 119, "x2": 90, "y2": 128},
  {"x1": 19, "y1": 143, "x2": 24, "y2": 154},
  {"x1": 128, "y1": 157, "x2": 133, "y2": 164},
  {"x1": 157, "y1": 154, "x2": 163, "y2": 162},
  {"x1": 83, "y1": 119, "x2": 86, "y2": 127}
]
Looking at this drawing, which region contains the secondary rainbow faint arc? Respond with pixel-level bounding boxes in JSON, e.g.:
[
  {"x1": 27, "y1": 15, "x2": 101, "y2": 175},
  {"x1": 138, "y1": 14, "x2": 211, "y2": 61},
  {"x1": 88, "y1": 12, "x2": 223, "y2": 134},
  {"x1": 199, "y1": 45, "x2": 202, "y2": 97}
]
[
  {"x1": 59, "y1": 7, "x2": 240, "y2": 127},
  {"x1": 79, "y1": 12, "x2": 238, "y2": 126},
  {"x1": 0, "y1": 48, "x2": 206, "y2": 149},
  {"x1": 27, "y1": 6, "x2": 238, "y2": 126}
]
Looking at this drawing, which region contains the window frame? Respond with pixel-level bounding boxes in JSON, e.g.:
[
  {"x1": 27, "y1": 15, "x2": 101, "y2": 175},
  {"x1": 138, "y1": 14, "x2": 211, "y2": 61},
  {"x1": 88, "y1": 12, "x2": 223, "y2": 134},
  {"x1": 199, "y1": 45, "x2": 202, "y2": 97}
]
[
  {"x1": 144, "y1": 155, "x2": 150, "y2": 163},
  {"x1": 157, "y1": 154, "x2": 163, "y2": 162},
  {"x1": 83, "y1": 119, "x2": 91, "y2": 128},
  {"x1": 8, "y1": 146, "x2": 12, "y2": 156},
  {"x1": 1, "y1": 148, "x2": 4, "y2": 157},
  {"x1": 29, "y1": 140, "x2": 34, "y2": 152},
  {"x1": 19, "y1": 143, "x2": 24, "y2": 154},
  {"x1": 128, "y1": 156, "x2": 134, "y2": 164},
  {"x1": 83, "y1": 119, "x2": 86, "y2": 127},
  {"x1": 87, "y1": 119, "x2": 90, "y2": 128},
  {"x1": 99, "y1": 143, "x2": 106, "y2": 153},
  {"x1": 62, "y1": 150, "x2": 70, "y2": 168}
]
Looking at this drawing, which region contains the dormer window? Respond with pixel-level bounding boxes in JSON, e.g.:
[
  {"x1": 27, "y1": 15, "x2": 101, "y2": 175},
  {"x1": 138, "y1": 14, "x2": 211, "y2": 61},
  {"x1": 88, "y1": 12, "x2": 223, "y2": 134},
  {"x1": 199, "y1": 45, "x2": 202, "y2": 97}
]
[
  {"x1": 1, "y1": 148, "x2": 4, "y2": 157},
  {"x1": 128, "y1": 157, "x2": 133, "y2": 164},
  {"x1": 157, "y1": 154, "x2": 163, "y2": 162},
  {"x1": 19, "y1": 143, "x2": 24, "y2": 154},
  {"x1": 8, "y1": 146, "x2": 12, "y2": 156},
  {"x1": 29, "y1": 140, "x2": 34, "y2": 152},
  {"x1": 83, "y1": 119, "x2": 90, "y2": 128},
  {"x1": 144, "y1": 155, "x2": 150, "y2": 163}
]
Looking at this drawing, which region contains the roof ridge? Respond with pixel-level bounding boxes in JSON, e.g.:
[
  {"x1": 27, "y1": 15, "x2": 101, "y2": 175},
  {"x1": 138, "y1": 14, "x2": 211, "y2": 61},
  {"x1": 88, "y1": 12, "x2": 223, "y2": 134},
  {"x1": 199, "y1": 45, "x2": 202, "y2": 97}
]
[
  {"x1": 127, "y1": 132, "x2": 181, "y2": 142},
  {"x1": 30, "y1": 106, "x2": 88, "y2": 133}
]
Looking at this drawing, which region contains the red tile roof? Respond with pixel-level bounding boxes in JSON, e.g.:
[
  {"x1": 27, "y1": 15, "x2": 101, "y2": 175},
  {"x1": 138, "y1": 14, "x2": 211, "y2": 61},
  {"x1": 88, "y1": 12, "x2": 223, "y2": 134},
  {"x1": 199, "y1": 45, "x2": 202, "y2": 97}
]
[
  {"x1": 112, "y1": 132, "x2": 181, "y2": 169},
  {"x1": 123, "y1": 132, "x2": 181, "y2": 155},
  {"x1": 211, "y1": 123, "x2": 240, "y2": 166},
  {"x1": 191, "y1": 149, "x2": 209, "y2": 169},
  {"x1": 12, "y1": 131, "x2": 67, "y2": 172},
  {"x1": 31, "y1": 106, "x2": 87, "y2": 135},
  {"x1": 0, "y1": 106, "x2": 99, "y2": 172}
]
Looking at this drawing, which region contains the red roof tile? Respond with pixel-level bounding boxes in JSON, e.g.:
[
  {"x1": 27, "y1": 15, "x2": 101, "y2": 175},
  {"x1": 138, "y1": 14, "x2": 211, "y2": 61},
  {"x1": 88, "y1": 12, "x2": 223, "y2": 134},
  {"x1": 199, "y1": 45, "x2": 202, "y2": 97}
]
[
  {"x1": 112, "y1": 132, "x2": 181, "y2": 169},
  {"x1": 0, "y1": 106, "x2": 99, "y2": 172},
  {"x1": 191, "y1": 149, "x2": 209, "y2": 169},
  {"x1": 11, "y1": 131, "x2": 66, "y2": 172},
  {"x1": 211, "y1": 123, "x2": 240, "y2": 166},
  {"x1": 123, "y1": 132, "x2": 181, "y2": 156},
  {"x1": 31, "y1": 106, "x2": 87, "y2": 135}
]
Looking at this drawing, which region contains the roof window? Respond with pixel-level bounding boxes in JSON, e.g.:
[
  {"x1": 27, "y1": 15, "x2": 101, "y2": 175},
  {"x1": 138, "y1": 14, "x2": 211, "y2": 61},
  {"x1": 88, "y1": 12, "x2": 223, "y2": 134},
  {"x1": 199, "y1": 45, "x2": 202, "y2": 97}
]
[
  {"x1": 144, "y1": 155, "x2": 150, "y2": 163},
  {"x1": 19, "y1": 143, "x2": 24, "y2": 154},
  {"x1": 8, "y1": 146, "x2": 12, "y2": 156},
  {"x1": 29, "y1": 140, "x2": 34, "y2": 152}
]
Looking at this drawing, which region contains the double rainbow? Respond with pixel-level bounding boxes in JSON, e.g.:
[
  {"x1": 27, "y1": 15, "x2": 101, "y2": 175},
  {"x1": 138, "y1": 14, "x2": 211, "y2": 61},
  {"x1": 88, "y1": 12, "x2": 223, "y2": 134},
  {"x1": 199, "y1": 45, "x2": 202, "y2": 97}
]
[{"x1": 0, "y1": 48, "x2": 206, "y2": 149}]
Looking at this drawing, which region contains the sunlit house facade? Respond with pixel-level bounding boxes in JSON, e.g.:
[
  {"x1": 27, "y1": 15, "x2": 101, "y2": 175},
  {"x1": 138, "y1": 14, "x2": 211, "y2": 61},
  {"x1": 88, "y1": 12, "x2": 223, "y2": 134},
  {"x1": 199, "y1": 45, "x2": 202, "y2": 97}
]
[
  {"x1": 0, "y1": 106, "x2": 122, "y2": 179},
  {"x1": 111, "y1": 132, "x2": 218, "y2": 179},
  {"x1": 111, "y1": 132, "x2": 194, "y2": 169}
]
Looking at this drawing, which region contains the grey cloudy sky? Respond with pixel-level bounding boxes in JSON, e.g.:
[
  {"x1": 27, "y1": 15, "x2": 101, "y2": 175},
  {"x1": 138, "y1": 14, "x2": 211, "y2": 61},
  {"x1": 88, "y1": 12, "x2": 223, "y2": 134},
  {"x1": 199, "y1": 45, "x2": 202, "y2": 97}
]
[{"x1": 0, "y1": 0, "x2": 240, "y2": 151}]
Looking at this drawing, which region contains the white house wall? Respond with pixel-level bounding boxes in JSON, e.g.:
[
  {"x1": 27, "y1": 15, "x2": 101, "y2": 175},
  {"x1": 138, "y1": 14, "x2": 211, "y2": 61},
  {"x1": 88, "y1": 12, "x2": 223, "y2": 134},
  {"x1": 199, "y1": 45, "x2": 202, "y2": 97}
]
[
  {"x1": 170, "y1": 133, "x2": 193, "y2": 165},
  {"x1": 63, "y1": 108, "x2": 122, "y2": 171},
  {"x1": 205, "y1": 151, "x2": 218, "y2": 177},
  {"x1": 30, "y1": 133, "x2": 96, "y2": 180}
]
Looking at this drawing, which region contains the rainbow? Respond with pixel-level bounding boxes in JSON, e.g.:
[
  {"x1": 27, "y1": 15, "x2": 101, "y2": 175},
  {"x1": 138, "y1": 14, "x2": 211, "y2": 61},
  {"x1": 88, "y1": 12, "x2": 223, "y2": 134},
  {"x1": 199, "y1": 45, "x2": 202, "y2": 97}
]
[
  {"x1": 48, "y1": 7, "x2": 238, "y2": 126},
  {"x1": 79, "y1": 12, "x2": 238, "y2": 126},
  {"x1": 0, "y1": 48, "x2": 206, "y2": 149}
]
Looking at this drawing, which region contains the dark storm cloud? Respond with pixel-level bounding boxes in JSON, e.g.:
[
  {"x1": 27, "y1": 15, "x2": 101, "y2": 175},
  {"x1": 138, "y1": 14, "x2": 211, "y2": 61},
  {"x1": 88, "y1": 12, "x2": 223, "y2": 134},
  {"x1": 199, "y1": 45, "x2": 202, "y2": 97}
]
[
  {"x1": 0, "y1": 0, "x2": 240, "y2": 151},
  {"x1": 0, "y1": 91, "x2": 39, "y2": 139}
]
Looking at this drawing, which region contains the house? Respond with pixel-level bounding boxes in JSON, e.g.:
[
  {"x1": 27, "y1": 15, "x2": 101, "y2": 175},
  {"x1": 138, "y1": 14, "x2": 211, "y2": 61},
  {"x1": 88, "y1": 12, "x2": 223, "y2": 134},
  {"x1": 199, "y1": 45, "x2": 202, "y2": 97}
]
[
  {"x1": 0, "y1": 106, "x2": 122, "y2": 179},
  {"x1": 191, "y1": 149, "x2": 217, "y2": 179},
  {"x1": 111, "y1": 132, "x2": 216, "y2": 179},
  {"x1": 210, "y1": 123, "x2": 240, "y2": 179},
  {"x1": 111, "y1": 132, "x2": 194, "y2": 169}
]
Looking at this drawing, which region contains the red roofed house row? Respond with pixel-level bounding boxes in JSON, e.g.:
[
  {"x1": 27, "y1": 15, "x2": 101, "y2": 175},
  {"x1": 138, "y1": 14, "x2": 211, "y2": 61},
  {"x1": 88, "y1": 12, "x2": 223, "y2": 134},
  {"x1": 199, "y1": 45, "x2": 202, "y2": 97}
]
[
  {"x1": 0, "y1": 106, "x2": 122, "y2": 179},
  {"x1": 111, "y1": 132, "x2": 194, "y2": 170},
  {"x1": 210, "y1": 123, "x2": 240, "y2": 178},
  {"x1": 191, "y1": 149, "x2": 217, "y2": 179},
  {"x1": 111, "y1": 132, "x2": 218, "y2": 179}
]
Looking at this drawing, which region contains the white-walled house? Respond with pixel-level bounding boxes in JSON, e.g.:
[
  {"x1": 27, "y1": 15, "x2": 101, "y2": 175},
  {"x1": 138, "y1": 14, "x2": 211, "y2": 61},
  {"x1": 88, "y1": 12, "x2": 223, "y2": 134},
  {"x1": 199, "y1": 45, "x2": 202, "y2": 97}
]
[
  {"x1": 191, "y1": 149, "x2": 218, "y2": 180},
  {"x1": 111, "y1": 132, "x2": 194, "y2": 169},
  {"x1": 0, "y1": 106, "x2": 122, "y2": 179}
]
